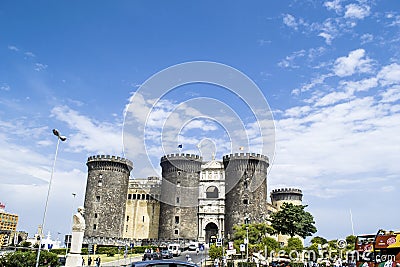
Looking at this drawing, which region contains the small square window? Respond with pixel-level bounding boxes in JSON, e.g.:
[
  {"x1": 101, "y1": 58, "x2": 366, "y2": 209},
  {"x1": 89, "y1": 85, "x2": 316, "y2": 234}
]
[
  {"x1": 174, "y1": 229, "x2": 179, "y2": 235},
  {"x1": 243, "y1": 199, "x2": 248, "y2": 205},
  {"x1": 96, "y1": 196, "x2": 100, "y2": 202}
]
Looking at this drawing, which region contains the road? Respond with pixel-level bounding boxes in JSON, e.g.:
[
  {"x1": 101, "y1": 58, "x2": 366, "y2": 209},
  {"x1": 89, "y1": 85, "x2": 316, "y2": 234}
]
[{"x1": 100, "y1": 249, "x2": 209, "y2": 267}]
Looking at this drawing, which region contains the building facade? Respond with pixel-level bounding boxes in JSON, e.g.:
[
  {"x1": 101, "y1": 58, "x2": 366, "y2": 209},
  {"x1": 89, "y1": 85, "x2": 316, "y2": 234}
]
[
  {"x1": 83, "y1": 153, "x2": 303, "y2": 245},
  {"x1": 0, "y1": 202, "x2": 18, "y2": 247},
  {"x1": 123, "y1": 177, "x2": 161, "y2": 240}
]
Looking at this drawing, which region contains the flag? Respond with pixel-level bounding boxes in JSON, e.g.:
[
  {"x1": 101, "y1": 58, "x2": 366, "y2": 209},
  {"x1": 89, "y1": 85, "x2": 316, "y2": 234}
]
[
  {"x1": 239, "y1": 146, "x2": 244, "y2": 150},
  {"x1": 177, "y1": 144, "x2": 182, "y2": 149}
]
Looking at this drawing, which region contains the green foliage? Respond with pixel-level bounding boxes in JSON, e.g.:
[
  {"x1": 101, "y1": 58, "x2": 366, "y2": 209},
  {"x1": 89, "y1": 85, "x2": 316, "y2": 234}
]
[
  {"x1": 0, "y1": 250, "x2": 59, "y2": 267},
  {"x1": 269, "y1": 203, "x2": 317, "y2": 239},
  {"x1": 208, "y1": 244, "x2": 222, "y2": 261},
  {"x1": 328, "y1": 239, "x2": 337, "y2": 249},
  {"x1": 311, "y1": 236, "x2": 328, "y2": 245},
  {"x1": 49, "y1": 248, "x2": 67, "y2": 255},
  {"x1": 306, "y1": 243, "x2": 319, "y2": 260},
  {"x1": 346, "y1": 235, "x2": 356, "y2": 250},
  {"x1": 232, "y1": 222, "x2": 278, "y2": 254},
  {"x1": 287, "y1": 237, "x2": 303, "y2": 251},
  {"x1": 237, "y1": 262, "x2": 257, "y2": 267},
  {"x1": 258, "y1": 237, "x2": 279, "y2": 253},
  {"x1": 132, "y1": 246, "x2": 157, "y2": 254}
]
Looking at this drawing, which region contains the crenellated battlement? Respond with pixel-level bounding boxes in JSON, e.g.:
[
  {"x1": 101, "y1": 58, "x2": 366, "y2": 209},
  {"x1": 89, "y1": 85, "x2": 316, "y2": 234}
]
[
  {"x1": 87, "y1": 155, "x2": 133, "y2": 170},
  {"x1": 222, "y1": 153, "x2": 269, "y2": 162},
  {"x1": 271, "y1": 188, "x2": 302, "y2": 195},
  {"x1": 160, "y1": 153, "x2": 203, "y2": 163}
]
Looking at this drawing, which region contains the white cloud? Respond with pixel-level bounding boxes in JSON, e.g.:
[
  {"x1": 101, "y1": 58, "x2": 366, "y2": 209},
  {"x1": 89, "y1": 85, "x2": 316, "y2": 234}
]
[
  {"x1": 24, "y1": 51, "x2": 36, "y2": 57},
  {"x1": 283, "y1": 14, "x2": 298, "y2": 30},
  {"x1": 0, "y1": 83, "x2": 10, "y2": 91},
  {"x1": 271, "y1": 95, "x2": 400, "y2": 197},
  {"x1": 377, "y1": 63, "x2": 400, "y2": 86},
  {"x1": 319, "y1": 32, "x2": 334, "y2": 45},
  {"x1": 340, "y1": 77, "x2": 378, "y2": 93},
  {"x1": 324, "y1": 0, "x2": 342, "y2": 13},
  {"x1": 278, "y1": 50, "x2": 306, "y2": 68},
  {"x1": 8, "y1": 45, "x2": 19, "y2": 51},
  {"x1": 360, "y1": 33, "x2": 374, "y2": 44},
  {"x1": 380, "y1": 86, "x2": 400, "y2": 103},
  {"x1": 333, "y1": 49, "x2": 373, "y2": 77},
  {"x1": 51, "y1": 105, "x2": 123, "y2": 154},
  {"x1": 34, "y1": 63, "x2": 48, "y2": 71},
  {"x1": 314, "y1": 91, "x2": 353, "y2": 107},
  {"x1": 344, "y1": 3, "x2": 371, "y2": 19}
]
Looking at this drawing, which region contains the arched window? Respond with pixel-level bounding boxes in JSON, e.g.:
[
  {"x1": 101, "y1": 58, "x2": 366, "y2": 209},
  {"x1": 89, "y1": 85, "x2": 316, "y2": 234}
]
[{"x1": 206, "y1": 186, "x2": 219, "y2": 198}]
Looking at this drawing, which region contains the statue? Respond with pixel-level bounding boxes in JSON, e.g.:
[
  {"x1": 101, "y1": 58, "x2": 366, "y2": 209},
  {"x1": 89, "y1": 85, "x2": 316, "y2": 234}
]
[
  {"x1": 72, "y1": 206, "x2": 85, "y2": 232},
  {"x1": 65, "y1": 206, "x2": 85, "y2": 267}
]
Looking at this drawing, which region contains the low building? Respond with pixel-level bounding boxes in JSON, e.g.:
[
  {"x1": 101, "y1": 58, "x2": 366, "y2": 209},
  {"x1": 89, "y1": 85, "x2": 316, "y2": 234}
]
[{"x1": 0, "y1": 202, "x2": 19, "y2": 247}]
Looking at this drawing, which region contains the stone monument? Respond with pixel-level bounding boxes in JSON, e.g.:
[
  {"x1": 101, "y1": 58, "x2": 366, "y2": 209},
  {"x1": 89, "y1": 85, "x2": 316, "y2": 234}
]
[{"x1": 65, "y1": 206, "x2": 85, "y2": 267}]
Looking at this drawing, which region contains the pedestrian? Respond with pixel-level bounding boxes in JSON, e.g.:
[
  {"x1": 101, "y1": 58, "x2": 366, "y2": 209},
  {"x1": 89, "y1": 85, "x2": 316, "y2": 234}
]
[
  {"x1": 88, "y1": 256, "x2": 92, "y2": 266},
  {"x1": 82, "y1": 258, "x2": 85, "y2": 266},
  {"x1": 95, "y1": 256, "x2": 101, "y2": 267}
]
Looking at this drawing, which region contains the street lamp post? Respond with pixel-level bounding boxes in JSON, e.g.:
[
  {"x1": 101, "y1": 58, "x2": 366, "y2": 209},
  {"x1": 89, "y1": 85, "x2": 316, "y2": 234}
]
[
  {"x1": 221, "y1": 230, "x2": 225, "y2": 267},
  {"x1": 35, "y1": 129, "x2": 66, "y2": 267},
  {"x1": 65, "y1": 192, "x2": 76, "y2": 257},
  {"x1": 245, "y1": 217, "x2": 250, "y2": 263}
]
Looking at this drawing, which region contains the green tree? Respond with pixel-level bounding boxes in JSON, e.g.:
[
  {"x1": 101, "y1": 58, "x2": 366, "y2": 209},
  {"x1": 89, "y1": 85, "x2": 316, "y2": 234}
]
[
  {"x1": 269, "y1": 203, "x2": 317, "y2": 238},
  {"x1": 287, "y1": 237, "x2": 303, "y2": 251},
  {"x1": 232, "y1": 222, "x2": 275, "y2": 253},
  {"x1": 209, "y1": 244, "x2": 223, "y2": 261},
  {"x1": 260, "y1": 237, "x2": 280, "y2": 254},
  {"x1": 346, "y1": 235, "x2": 356, "y2": 250},
  {"x1": 311, "y1": 236, "x2": 328, "y2": 245}
]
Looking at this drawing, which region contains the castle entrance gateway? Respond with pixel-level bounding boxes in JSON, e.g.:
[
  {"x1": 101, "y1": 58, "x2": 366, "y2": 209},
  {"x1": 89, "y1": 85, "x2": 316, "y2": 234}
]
[{"x1": 204, "y1": 222, "x2": 218, "y2": 244}]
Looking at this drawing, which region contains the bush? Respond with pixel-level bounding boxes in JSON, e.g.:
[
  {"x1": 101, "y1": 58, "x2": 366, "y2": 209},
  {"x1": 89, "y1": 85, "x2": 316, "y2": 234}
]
[
  {"x1": 50, "y1": 248, "x2": 67, "y2": 255},
  {"x1": 0, "y1": 250, "x2": 59, "y2": 267}
]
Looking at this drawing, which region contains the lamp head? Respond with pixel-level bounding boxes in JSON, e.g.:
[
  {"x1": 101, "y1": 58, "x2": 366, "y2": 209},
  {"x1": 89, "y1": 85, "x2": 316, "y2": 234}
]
[{"x1": 52, "y1": 129, "x2": 67, "y2": 141}]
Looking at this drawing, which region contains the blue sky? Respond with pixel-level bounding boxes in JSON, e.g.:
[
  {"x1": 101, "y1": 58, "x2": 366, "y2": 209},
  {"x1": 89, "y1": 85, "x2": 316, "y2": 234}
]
[{"x1": 1, "y1": 0, "x2": 400, "y2": 242}]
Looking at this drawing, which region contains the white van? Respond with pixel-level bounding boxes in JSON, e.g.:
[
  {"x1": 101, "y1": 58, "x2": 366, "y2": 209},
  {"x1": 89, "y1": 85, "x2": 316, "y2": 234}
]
[{"x1": 168, "y1": 243, "x2": 181, "y2": 256}]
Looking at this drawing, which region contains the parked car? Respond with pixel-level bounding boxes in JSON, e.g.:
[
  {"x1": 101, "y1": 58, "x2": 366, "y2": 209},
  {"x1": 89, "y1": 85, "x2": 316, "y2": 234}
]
[
  {"x1": 188, "y1": 242, "x2": 198, "y2": 251},
  {"x1": 130, "y1": 259, "x2": 198, "y2": 267},
  {"x1": 161, "y1": 249, "x2": 173, "y2": 259},
  {"x1": 142, "y1": 251, "x2": 162, "y2": 261}
]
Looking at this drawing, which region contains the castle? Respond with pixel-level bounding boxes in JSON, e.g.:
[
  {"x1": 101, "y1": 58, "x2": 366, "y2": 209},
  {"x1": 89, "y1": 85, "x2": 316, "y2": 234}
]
[{"x1": 82, "y1": 153, "x2": 303, "y2": 246}]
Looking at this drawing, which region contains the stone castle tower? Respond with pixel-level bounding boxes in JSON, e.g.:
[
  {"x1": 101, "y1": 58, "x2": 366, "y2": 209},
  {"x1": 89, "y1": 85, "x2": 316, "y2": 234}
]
[
  {"x1": 223, "y1": 153, "x2": 269, "y2": 237},
  {"x1": 158, "y1": 154, "x2": 202, "y2": 240},
  {"x1": 270, "y1": 188, "x2": 303, "y2": 209},
  {"x1": 83, "y1": 155, "x2": 133, "y2": 239},
  {"x1": 270, "y1": 188, "x2": 303, "y2": 245}
]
